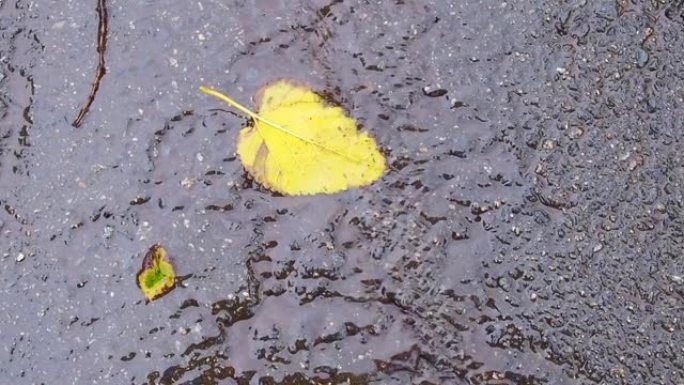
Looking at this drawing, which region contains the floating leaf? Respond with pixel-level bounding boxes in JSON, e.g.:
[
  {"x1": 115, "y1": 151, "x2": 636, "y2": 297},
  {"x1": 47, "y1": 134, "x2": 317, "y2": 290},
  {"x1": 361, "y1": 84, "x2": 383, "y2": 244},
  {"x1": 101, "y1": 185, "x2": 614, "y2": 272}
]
[
  {"x1": 200, "y1": 80, "x2": 386, "y2": 195},
  {"x1": 136, "y1": 244, "x2": 176, "y2": 303}
]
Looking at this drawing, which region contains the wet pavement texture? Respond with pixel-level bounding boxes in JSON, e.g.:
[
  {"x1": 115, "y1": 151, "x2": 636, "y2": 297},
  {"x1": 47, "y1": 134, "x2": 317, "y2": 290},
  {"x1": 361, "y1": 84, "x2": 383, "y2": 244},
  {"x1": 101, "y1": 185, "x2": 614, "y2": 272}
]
[{"x1": 1, "y1": 0, "x2": 683, "y2": 384}]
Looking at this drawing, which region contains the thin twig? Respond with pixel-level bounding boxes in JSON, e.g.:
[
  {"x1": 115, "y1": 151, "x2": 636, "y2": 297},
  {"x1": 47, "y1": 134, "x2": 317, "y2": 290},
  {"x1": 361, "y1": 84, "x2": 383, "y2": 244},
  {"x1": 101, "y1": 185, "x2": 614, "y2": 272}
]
[{"x1": 72, "y1": 0, "x2": 108, "y2": 127}]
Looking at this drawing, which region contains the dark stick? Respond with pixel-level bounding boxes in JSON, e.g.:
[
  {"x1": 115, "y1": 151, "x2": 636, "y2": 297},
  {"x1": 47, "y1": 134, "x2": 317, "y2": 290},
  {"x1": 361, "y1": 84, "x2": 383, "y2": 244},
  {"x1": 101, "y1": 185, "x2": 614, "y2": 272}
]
[{"x1": 72, "y1": 0, "x2": 108, "y2": 128}]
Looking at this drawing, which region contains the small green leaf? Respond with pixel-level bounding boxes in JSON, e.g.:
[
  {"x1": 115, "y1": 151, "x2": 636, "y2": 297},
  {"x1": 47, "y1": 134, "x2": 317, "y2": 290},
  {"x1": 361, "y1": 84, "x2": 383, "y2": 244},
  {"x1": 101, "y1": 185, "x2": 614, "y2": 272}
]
[{"x1": 136, "y1": 244, "x2": 176, "y2": 303}]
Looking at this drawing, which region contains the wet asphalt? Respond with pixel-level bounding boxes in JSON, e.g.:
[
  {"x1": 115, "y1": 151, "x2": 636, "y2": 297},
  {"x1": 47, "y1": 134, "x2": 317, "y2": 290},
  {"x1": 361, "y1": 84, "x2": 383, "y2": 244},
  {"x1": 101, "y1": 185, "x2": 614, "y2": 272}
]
[{"x1": 0, "y1": 1, "x2": 682, "y2": 384}]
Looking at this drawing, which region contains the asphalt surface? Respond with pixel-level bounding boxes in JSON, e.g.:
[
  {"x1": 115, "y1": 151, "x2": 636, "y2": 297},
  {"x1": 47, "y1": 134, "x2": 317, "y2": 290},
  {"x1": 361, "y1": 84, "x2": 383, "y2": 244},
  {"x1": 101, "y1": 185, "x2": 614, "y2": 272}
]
[{"x1": 0, "y1": 1, "x2": 682, "y2": 384}]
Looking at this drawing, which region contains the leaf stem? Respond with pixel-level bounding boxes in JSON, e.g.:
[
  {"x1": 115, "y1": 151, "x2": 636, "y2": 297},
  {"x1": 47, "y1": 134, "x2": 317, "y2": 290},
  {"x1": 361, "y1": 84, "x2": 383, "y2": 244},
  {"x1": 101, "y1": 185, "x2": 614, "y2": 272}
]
[
  {"x1": 199, "y1": 86, "x2": 261, "y2": 121},
  {"x1": 199, "y1": 85, "x2": 363, "y2": 163},
  {"x1": 200, "y1": 86, "x2": 320, "y2": 148}
]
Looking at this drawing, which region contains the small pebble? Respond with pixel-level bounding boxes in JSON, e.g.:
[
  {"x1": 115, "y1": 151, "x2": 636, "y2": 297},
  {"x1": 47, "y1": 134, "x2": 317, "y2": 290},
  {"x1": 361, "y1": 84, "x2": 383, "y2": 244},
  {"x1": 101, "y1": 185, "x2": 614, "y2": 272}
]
[
  {"x1": 16, "y1": 252, "x2": 25, "y2": 262},
  {"x1": 636, "y1": 48, "x2": 649, "y2": 68},
  {"x1": 181, "y1": 177, "x2": 195, "y2": 189},
  {"x1": 542, "y1": 139, "x2": 557, "y2": 150},
  {"x1": 567, "y1": 126, "x2": 584, "y2": 139}
]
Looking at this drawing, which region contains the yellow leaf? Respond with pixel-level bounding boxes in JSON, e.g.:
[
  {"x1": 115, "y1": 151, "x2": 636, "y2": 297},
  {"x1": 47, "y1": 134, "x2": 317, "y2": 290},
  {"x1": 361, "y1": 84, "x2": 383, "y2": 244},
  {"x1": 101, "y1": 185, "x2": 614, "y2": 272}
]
[
  {"x1": 200, "y1": 80, "x2": 386, "y2": 195},
  {"x1": 136, "y1": 245, "x2": 176, "y2": 303}
]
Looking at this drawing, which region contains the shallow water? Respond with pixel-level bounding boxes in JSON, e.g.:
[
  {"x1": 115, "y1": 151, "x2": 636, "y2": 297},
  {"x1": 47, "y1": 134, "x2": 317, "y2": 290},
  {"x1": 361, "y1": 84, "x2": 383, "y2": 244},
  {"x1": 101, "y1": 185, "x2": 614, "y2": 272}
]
[{"x1": 1, "y1": 1, "x2": 683, "y2": 384}]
